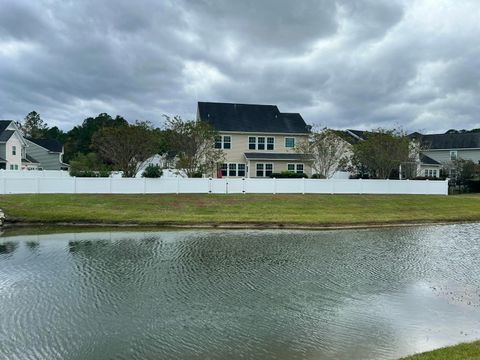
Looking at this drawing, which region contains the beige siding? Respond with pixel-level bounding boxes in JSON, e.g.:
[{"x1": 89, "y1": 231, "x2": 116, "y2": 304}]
[
  {"x1": 217, "y1": 132, "x2": 311, "y2": 177},
  {"x1": 5, "y1": 136, "x2": 23, "y2": 169}
]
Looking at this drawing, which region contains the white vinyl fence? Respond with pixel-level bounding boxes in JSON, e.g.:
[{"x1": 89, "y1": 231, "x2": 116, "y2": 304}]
[{"x1": 0, "y1": 177, "x2": 449, "y2": 195}]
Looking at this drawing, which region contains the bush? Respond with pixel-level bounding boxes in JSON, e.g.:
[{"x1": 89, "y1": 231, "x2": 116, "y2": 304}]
[
  {"x1": 70, "y1": 170, "x2": 110, "y2": 177},
  {"x1": 413, "y1": 176, "x2": 445, "y2": 181},
  {"x1": 269, "y1": 171, "x2": 308, "y2": 179},
  {"x1": 142, "y1": 164, "x2": 163, "y2": 178},
  {"x1": 311, "y1": 174, "x2": 326, "y2": 179}
]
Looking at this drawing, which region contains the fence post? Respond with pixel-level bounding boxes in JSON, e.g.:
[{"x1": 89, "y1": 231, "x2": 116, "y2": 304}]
[
  {"x1": 74, "y1": 176, "x2": 77, "y2": 194},
  {"x1": 302, "y1": 177, "x2": 305, "y2": 195},
  {"x1": 176, "y1": 177, "x2": 180, "y2": 195},
  {"x1": 109, "y1": 176, "x2": 113, "y2": 193},
  {"x1": 242, "y1": 177, "x2": 246, "y2": 194},
  {"x1": 36, "y1": 177, "x2": 40, "y2": 194},
  {"x1": 359, "y1": 178, "x2": 363, "y2": 194},
  {"x1": 225, "y1": 179, "x2": 229, "y2": 195},
  {"x1": 273, "y1": 177, "x2": 276, "y2": 194},
  {"x1": 208, "y1": 177, "x2": 212, "y2": 194},
  {"x1": 143, "y1": 177, "x2": 147, "y2": 194}
]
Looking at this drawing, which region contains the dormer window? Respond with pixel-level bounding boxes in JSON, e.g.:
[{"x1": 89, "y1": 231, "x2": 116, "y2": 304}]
[{"x1": 450, "y1": 151, "x2": 457, "y2": 160}]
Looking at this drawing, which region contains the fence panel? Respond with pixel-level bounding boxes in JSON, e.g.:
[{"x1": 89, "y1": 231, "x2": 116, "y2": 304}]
[{"x1": 0, "y1": 177, "x2": 449, "y2": 195}]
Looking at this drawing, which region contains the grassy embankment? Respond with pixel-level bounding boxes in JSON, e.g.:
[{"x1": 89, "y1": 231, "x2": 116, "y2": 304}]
[
  {"x1": 401, "y1": 340, "x2": 480, "y2": 359},
  {"x1": 1, "y1": 193, "x2": 480, "y2": 227}
]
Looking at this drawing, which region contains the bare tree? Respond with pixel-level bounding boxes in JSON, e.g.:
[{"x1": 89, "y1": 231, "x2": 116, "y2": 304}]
[
  {"x1": 92, "y1": 121, "x2": 158, "y2": 177},
  {"x1": 296, "y1": 128, "x2": 351, "y2": 178},
  {"x1": 162, "y1": 116, "x2": 225, "y2": 177}
]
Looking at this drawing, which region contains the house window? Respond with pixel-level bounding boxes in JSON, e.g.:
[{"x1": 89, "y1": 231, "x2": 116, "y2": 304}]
[
  {"x1": 429, "y1": 169, "x2": 433, "y2": 177},
  {"x1": 287, "y1": 163, "x2": 304, "y2": 173},
  {"x1": 256, "y1": 163, "x2": 264, "y2": 177},
  {"x1": 223, "y1": 136, "x2": 231, "y2": 149},
  {"x1": 267, "y1": 137, "x2": 274, "y2": 150},
  {"x1": 229, "y1": 163, "x2": 236, "y2": 176},
  {"x1": 265, "y1": 164, "x2": 273, "y2": 176},
  {"x1": 433, "y1": 170, "x2": 437, "y2": 177},
  {"x1": 424, "y1": 169, "x2": 429, "y2": 177},
  {"x1": 257, "y1": 137, "x2": 265, "y2": 150},
  {"x1": 249, "y1": 137, "x2": 256, "y2": 150},
  {"x1": 221, "y1": 164, "x2": 228, "y2": 176},
  {"x1": 285, "y1": 137, "x2": 295, "y2": 148},
  {"x1": 216, "y1": 136, "x2": 232, "y2": 149},
  {"x1": 450, "y1": 151, "x2": 458, "y2": 160},
  {"x1": 12, "y1": 146, "x2": 16, "y2": 156},
  {"x1": 238, "y1": 164, "x2": 246, "y2": 177},
  {"x1": 215, "y1": 136, "x2": 222, "y2": 149}
]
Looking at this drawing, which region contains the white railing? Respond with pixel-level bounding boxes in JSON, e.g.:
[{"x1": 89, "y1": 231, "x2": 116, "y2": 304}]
[
  {"x1": 0, "y1": 177, "x2": 449, "y2": 195},
  {"x1": 0, "y1": 170, "x2": 70, "y2": 178}
]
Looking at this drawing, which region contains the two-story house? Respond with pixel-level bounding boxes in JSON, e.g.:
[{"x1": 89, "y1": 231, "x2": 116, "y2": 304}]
[
  {"x1": 197, "y1": 102, "x2": 312, "y2": 178},
  {"x1": 0, "y1": 120, "x2": 68, "y2": 171}
]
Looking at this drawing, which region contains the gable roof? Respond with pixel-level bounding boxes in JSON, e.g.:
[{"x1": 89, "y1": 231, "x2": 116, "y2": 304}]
[
  {"x1": 417, "y1": 132, "x2": 480, "y2": 150},
  {"x1": 0, "y1": 130, "x2": 14, "y2": 142},
  {"x1": 197, "y1": 102, "x2": 310, "y2": 134},
  {"x1": 0, "y1": 120, "x2": 13, "y2": 134},
  {"x1": 27, "y1": 138, "x2": 63, "y2": 152},
  {"x1": 420, "y1": 154, "x2": 441, "y2": 165}
]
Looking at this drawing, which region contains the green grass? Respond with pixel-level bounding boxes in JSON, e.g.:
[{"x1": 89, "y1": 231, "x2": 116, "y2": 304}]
[
  {"x1": 1, "y1": 193, "x2": 480, "y2": 227},
  {"x1": 401, "y1": 340, "x2": 480, "y2": 359}
]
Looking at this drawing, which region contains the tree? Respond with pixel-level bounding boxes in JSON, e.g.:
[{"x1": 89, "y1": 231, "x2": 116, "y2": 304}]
[
  {"x1": 92, "y1": 121, "x2": 158, "y2": 177},
  {"x1": 21, "y1": 111, "x2": 48, "y2": 138},
  {"x1": 162, "y1": 116, "x2": 225, "y2": 177},
  {"x1": 350, "y1": 129, "x2": 411, "y2": 179},
  {"x1": 296, "y1": 128, "x2": 350, "y2": 179},
  {"x1": 64, "y1": 113, "x2": 128, "y2": 162},
  {"x1": 142, "y1": 164, "x2": 163, "y2": 178}
]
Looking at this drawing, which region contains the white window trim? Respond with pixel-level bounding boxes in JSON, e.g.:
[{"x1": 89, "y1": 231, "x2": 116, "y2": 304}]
[
  {"x1": 247, "y1": 136, "x2": 275, "y2": 151},
  {"x1": 221, "y1": 162, "x2": 247, "y2": 177},
  {"x1": 255, "y1": 163, "x2": 274, "y2": 177},
  {"x1": 287, "y1": 163, "x2": 304, "y2": 173},
  {"x1": 216, "y1": 135, "x2": 232, "y2": 150}
]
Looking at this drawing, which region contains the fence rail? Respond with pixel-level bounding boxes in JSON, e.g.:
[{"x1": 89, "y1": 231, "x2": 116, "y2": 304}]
[{"x1": 0, "y1": 177, "x2": 449, "y2": 195}]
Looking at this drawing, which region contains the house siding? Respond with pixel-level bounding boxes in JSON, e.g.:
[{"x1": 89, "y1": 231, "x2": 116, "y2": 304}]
[
  {"x1": 422, "y1": 149, "x2": 480, "y2": 164},
  {"x1": 218, "y1": 132, "x2": 311, "y2": 177},
  {"x1": 26, "y1": 139, "x2": 65, "y2": 170},
  {"x1": 0, "y1": 143, "x2": 5, "y2": 160},
  {"x1": 5, "y1": 135, "x2": 23, "y2": 169}
]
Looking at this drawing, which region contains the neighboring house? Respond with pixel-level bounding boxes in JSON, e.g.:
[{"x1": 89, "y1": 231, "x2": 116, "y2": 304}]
[
  {"x1": 0, "y1": 120, "x2": 68, "y2": 171},
  {"x1": 197, "y1": 102, "x2": 312, "y2": 178},
  {"x1": 412, "y1": 132, "x2": 480, "y2": 177}
]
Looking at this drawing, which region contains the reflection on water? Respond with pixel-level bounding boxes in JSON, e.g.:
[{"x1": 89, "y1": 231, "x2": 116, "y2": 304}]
[{"x1": 1, "y1": 225, "x2": 480, "y2": 360}]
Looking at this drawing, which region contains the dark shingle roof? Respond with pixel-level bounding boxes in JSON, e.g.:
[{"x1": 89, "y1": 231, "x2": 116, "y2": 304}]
[
  {"x1": 420, "y1": 154, "x2": 441, "y2": 165},
  {"x1": 0, "y1": 120, "x2": 12, "y2": 133},
  {"x1": 0, "y1": 130, "x2": 14, "y2": 142},
  {"x1": 197, "y1": 102, "x2": 310, "y2": 134},
  {"x1": 27, "y1": 138, "x2": 63, "y2": 152},
  {"x1": 244, "y1": 152, "x2": 309, "y2": 161},
  {"x1": 419, "y1": 132, "x2": 480, "y2": 150},
  {"x1": 22, "y1": 154, "x2": 40, "y2": 163},
  {"x1": 0, "y1": 156, "x2": 6, "y2": 162}
]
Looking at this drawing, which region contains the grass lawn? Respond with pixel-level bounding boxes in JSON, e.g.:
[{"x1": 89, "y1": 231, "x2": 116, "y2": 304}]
[
  {"x1": 1, "y1": 193, "x2": 480, "y2": 227},
  {"x1": 401, "y1": 340, "x2": 480, "y2": 359}
]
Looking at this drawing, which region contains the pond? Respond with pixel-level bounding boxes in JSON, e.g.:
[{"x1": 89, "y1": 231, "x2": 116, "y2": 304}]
[{"x1": 1, "y1": 225, "x2": 480, "y2": 360}]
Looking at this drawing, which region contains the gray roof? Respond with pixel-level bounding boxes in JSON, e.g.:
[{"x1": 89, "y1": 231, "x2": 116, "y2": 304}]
[
  {"x1": 420, "y1": 154, "x2": 441, "y2": 165},
  {"x1": 244, "y1": 152, "x2": 310, "y2": 161},
  {"x1": 197, "y1": 102, "x2": 310, "y2": 134},
  {"x1": 0, "y1": 156, "x2": 6, "y2": 162},
  {"x1": 0, "y1": 130, "x2": 14, "y2": 142},
  {"x1": 27, "y1": 138, "x2": 63, "y2": 152},
  {"x1": 419, "y1": 132, "x2": 480, "y2": 150},
  {"x1": 0, "y1": 120, "x2": 12, "y2": 133},
  {"x1": 22, "y1": 154, "x2": 40, "y2": 164}
]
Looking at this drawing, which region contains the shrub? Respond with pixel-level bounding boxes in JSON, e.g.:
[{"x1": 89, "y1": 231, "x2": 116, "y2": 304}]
[
  {"x1": 311, "y1": 174, "x2": 326, "y2": 179},
  {"x1": 142, "y1": 164, "x2": 163, "y2": 178},
  {"x1": 269, "y1": 171, "x2": 308, "y2": 179}
]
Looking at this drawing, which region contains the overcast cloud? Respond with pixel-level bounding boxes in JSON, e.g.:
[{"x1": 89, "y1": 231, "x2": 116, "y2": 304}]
[{"x1": 1, "y1": 0, "x2": 479, "y2": 132}]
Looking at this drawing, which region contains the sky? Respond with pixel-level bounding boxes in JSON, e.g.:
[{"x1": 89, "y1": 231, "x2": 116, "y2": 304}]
[{"x1": 1, "y1": 0, "x2": 479, "y2": 133}]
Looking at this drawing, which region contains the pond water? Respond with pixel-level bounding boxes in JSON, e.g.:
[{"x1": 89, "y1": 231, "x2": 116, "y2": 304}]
[{"x1": 1, "y1": 225, "x2": 480, "y2": 360}]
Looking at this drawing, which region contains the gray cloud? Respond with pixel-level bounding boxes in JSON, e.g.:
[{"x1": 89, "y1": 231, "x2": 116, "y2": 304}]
[{"x1": 0, "y1": 0, "x2": 479, "y2": 132}]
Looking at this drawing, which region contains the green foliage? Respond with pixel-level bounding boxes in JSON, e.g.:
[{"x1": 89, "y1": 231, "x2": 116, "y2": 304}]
[
  {"x1": 162, "y1": 116, "x2": 225, "y2": 177},
  {"x1": 142, "y1": 164, "x2": 163, "y2": 178},
  {"x1": 69, "y1": 153, "x2": 110, "y2": 177},
  {"x1": 64, "y1": 113, "x2": 128, "y2": 162},
  {"x1": 21, "y1": 111, "x2": 48, "y2": 139},
  {"x1": 269, "y1": 171, "x2": 308, "y2": 178},
  {"x1": 92, "y1": 121, "x2": 158, "y2": 177},
  {"x1": 311, "y1": 174, "x2": 326, "y2": 179},
  {"x1": 351, "y1": 129, "x2": 411, "y2": 179}
]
